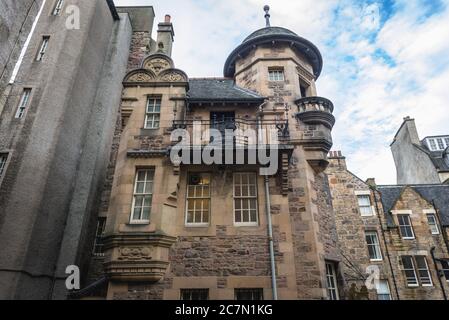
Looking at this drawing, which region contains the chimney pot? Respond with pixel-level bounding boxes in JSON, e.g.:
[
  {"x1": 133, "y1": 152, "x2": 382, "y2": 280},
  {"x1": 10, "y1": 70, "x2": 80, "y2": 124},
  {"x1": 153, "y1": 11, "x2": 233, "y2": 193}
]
[{"x1": 165, "y1": 15, "x2": 171, "y2": 23}]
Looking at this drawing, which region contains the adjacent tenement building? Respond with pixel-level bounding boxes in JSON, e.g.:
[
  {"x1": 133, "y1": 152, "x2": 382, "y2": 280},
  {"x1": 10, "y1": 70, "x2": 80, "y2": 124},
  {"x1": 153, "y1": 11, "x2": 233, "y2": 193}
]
[
  {"x1": 327, "y1": 151, "x2": 449, "y2": 300},
  {"x1": 391, "y1": 117, "x2": 449, "y2": 184}
]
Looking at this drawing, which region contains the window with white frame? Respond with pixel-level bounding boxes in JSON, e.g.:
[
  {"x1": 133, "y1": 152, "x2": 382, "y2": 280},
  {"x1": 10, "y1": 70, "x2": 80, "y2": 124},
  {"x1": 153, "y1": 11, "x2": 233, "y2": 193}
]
[
  {"x1": 401, "y1": 256, "x2": 418, "y2": 287},
  {"x1": 235, "y1": 288, "x2": 264, "y2": 300},
  {"x1": 356, "y1": 191, "x2": 373, "y2": 216},
  {"x1": 365, "y1": 231, "x2": 382, "y2": 261},
  {"x1": 437, "y1": 138, "x2": 445, "y2": 150},
  {"x1": 415, "y1": 256, "x2": 433, "y2": 286},
  {"x1": 325, "y1": 261, "x2": 339, "y2": 300},
  {"x1": 36, "y1": 36, "x2": 50, "y2": 61},
  {"x1": 180, "y1": 289, "x2": 209, "y2": 300},
  {"x1": 52, "y1": 0, "x2": 64, "y2": 15},
  {"x1": 445, "y1": 138, "x2": 449, "y2": 149},
  {"x1": 233, "y1": 173, "x2": 258, "y2": 226},
  {"x1": 428, "y1": 139, "x2": 437, "y2": 151},
  {"x1": 401, "y1": 256, "x2": 432, "y2": 287},
  {"x1": 0, "y1": 153, "x2": 8, "y2": 178},
  {"x1": 186, "y1": 173, "x2": 210, "y2": 226},
  {"x1": 144, "y1": 97, "x2": 161, "y2": 129},
  {"x1": 15, "y1": 88, "x2": 31, "y2": 119},
  {"x1": 130, "y1": 169, "x2": 154, "y2": 223},
  {"x1": 426, "y1": 213, "x2": 439, "y2": 235},
  {"x1": 397, "y1": 214, "x2": 415, "y2": 239},
  {"x1": 375, "y1": 280, "x2": 391, "y2": 300},
  {"x1": 441, "y1": 260, "x2": 449, "y2": 282},
  {"x1": 268, "y1": 68, "x2": 284, "y2": 81}
]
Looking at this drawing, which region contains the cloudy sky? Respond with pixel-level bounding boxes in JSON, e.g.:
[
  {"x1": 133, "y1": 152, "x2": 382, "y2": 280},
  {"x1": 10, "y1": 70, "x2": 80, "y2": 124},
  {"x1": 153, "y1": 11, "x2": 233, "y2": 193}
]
[{"x1": 115, "y1": 0, "x2": 449, "y2": 184}]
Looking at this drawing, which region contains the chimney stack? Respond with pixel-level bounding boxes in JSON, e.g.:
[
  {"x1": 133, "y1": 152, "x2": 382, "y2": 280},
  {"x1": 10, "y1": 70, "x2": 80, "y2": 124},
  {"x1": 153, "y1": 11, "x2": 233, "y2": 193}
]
[
  {"x1": 156, "y1": 14, "x2": 175, "y2": 57},
  {"x1": 328, "y1": 150, "x2": 347, "y2": 170}
]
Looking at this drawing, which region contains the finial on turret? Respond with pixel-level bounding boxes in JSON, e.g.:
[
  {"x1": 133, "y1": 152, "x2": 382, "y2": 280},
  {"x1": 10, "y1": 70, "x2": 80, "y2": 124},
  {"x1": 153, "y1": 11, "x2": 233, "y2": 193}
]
[{"x1": 264, "y1": 5, "x2": 271, "y2": 27}]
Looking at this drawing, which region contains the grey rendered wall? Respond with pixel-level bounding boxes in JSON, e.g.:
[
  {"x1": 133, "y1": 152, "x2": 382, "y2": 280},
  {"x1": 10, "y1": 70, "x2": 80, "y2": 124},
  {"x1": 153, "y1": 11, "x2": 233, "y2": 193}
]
[
  {"x1": 0, "y1": 0, "x2": 131, "y2": 299},
  {"x1": 391, "y1": 123, "x2": 440, "y2": 184}
]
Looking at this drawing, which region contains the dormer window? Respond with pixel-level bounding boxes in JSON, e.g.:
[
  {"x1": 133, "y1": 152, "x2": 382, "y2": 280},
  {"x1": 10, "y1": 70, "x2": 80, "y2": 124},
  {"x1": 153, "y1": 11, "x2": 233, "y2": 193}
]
[
  {"x1": 268, "y1": 68, "x2": 284, "y2": 81},
  {"x1": 426, "y1": 137, "x2": 449, "y2": 151}
]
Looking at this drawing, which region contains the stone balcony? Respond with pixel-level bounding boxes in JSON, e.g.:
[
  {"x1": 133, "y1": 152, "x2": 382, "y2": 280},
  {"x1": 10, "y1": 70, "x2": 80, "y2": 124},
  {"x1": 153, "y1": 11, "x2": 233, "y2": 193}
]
[
  {"x1": 294, "y1": 96, "x2": 335, "y2": 129},
  {"x1": 294, "y1": 96, "x2": 335, "y2": 173}
]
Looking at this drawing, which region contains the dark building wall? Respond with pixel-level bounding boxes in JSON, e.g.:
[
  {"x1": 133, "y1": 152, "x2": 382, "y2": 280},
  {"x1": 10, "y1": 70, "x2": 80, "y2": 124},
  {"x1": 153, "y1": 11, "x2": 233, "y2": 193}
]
[
  {"x1": 0, "y1": 0, "x2": 132, "y2": 299},
  {"x1": 0, "y1": 0, "x2": 43, "y2": 102}
]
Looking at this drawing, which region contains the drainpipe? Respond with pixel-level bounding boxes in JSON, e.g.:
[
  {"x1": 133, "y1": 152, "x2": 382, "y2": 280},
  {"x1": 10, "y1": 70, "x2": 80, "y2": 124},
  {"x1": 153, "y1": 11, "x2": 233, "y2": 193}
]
[
  {"x1": 264, "y1": 175, "x2": 278, "y2": 300},
  {"x1": 431, "y1": 247, "x2": 447, "y2": 300},
  {"x1": 371, "y1": 186, "x2": 400, "y2": 300}
]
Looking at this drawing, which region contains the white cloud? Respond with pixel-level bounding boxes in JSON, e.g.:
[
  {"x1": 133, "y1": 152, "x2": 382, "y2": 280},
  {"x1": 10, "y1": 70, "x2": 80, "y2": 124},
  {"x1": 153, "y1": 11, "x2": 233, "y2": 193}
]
[{"x1": 115, "y1": 0, "x2": 449, "y2": 184}]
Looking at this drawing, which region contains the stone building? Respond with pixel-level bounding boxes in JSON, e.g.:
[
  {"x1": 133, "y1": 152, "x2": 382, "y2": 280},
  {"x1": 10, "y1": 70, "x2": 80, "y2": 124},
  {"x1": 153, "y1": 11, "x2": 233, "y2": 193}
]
[
  {"x1": 391, "y1": 117, "x2": 449, "y2": 184},
  {"x1": 327, "y1": 151, "x2": 449, "y2": 300},
  {"x1": 1, "y1": 1, "x2": 448, "y2": 301},
  {"x1": 0, "y1": 0, "x2": 157, "y2": 299},
  {"x1": 94, "y1": 4, "x2": 343, "y2": 301}
]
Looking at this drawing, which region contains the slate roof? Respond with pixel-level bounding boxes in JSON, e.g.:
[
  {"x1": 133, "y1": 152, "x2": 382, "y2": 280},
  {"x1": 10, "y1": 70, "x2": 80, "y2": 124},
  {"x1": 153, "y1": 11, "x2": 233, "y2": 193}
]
[
  {"x1": 187, "y1": 78, "x2": 265, "y2": 103},
  {"x1": 417, "y1": 141, "x2": 449, "y2": 172},
  {"x1": 377, "y1": 184, "x2": 449, "y2": 227},
  {"x1": 243, "y1": 27, "x2": 299, "y2": 43}
]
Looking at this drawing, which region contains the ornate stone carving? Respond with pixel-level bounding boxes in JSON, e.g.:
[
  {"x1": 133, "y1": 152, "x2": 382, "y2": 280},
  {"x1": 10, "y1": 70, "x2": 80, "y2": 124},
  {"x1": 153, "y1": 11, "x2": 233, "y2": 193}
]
[
  {"x1": 296, "y1": 65, "x2": 315, "y2": 84},
  {"x1": 159, "y1": 71, "x2": 184, "y2": 82},
  {"x1": 144, "y1": 58, "x2": 171, "y2": 75},
  {"x1": 118, "y1": 247, "x2": 153, "y2": 261},
  {"x1": 127, "y1": 72, "x2": 153, "y2": 83}
]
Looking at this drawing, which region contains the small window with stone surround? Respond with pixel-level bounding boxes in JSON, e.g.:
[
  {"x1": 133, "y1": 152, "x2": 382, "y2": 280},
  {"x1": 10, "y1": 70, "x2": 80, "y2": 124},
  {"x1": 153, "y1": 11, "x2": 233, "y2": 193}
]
[
  {"x1": 375, "y1": 280, "x2": 391, "y2": 300},
  {"x1": 365, "y1": 231, "x2": 383, "y2": 261},
  {"x1": 441, "y1": 260, "x2": 449, "y2": 282},
  {"x1": 233, "y1": 172, "x2": 258, "y2": 226},
  {"x1": 355, "y1": 191, "x2": 374, "y2": 216},
  {"x1": 52, "y1": 0, "x2": 64, "y2": 15},
  {"x1": 185, "y1": 173, "x2": 210, "y2": 226},
  {"x1": 235, "y1": 288, "x2": 264, "y2": 300},
  {"x1": 0, "y1": 153, "x2": 8, "y2": 179},
  {"x1": 325, "y1": 261, "x2": 339, "y2": 300},
  {"x1": 36, "y1": 36, "x2": 50, "y2": 61},
  {"x1": 268, "y1": 68, "x2": 285, "y2": 81},
  {"x1": 15, "y1": 88, "x2": 32, "y2": 119},
  {"x1": 397, "y1": 214, "x2": 415, "y2": 239},
  {"x1": 144, "y1": 96, "x2": 161, "y2": 129},
  {"x1": 401, "y1": 255, "x2": 433, "y2": 287},
  {"x1": 180, "y1": 289, "x2": 209, "y2": 300},
  {"x1": 426, "y1": 213, "x2": 439, "y2": 235},
  {"x1": 130, "y1": 168, "x2": 154, "y2": 224}
]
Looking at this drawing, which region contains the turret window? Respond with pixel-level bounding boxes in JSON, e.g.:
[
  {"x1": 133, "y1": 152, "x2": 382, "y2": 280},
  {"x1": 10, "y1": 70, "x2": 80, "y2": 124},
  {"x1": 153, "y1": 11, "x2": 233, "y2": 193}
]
[{"x1": 268, "y1": 68, "x2": 284, "y2": 81}]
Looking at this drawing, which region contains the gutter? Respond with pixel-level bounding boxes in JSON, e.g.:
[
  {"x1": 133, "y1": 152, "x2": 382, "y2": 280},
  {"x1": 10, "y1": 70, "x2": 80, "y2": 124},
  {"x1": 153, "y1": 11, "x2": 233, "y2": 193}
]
[
  {"x1": 264, "y1": 175, "x2": 278, "y2": 300},
  {"x1": 257, "y1": 100, "x2": 278, "y2": 300}
]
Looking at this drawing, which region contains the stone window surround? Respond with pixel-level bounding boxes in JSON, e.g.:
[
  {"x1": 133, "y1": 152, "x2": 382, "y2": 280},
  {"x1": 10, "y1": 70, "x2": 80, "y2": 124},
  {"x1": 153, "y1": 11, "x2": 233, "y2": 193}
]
[
  {"x1": 233, "y1": 172, "x2": 259, "y2": 227},
  {"x1": 365, "y1": 231, "x2": 383, "y2": 262},
  {"x1": 423, "y1": 209, "x2": 440, "y2": 235},
  {"x1": 354, "y1": 190, "x2": 375, "y2": 217},
  {"x1": 52, "y1": 0, "x2": 64, "y2": 16},
  {"x1": 15, "y1": 88, "x2": 33, "y2": 119},
  {"x1": 36, "y1": 36, "x2": 50, "y2": 62},
  {"x1": 399, "y1": 252, "x2": 434, "y2": 287},
  {"x1": 268, "y1": 67, "x2": 285, "y2": 82},
  {"x1": 144, "y1": 96, "x2": 162, "y2": 130},
  {"x1": 129, "y1": 168, "x2": 155, "y2": 225},
  {"x1": 185, "y1": 172, "x2": 211, "y2": 227},
  {"x1": 392, "y1": 210, "x2": 415, "y2": 240},
  {"x1": 0, "y1": 150, "x2": 12, "y2": 186}
]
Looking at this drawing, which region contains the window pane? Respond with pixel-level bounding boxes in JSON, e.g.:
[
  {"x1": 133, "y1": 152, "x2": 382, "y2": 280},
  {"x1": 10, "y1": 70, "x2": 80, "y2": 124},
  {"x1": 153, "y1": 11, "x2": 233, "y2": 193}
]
[
  {"x1": 235, "y1": 289, "x2": 263, "y2": 300},
  {"x1": 401, "y1": 256, "x2": 418, "y2": 286},
  {"x1": 376, "y1": 280, "x2": 391, "y2": 300},
  {"x1": 131, "y1": 169, "x2": 154, "y2": 222},
  {"x1": 441, "y1": 261, "x2": 449, "y2": 281},
  {"x1": 233, "y1": 173, "x2": 258, "y2": 224},
  {"x1": 415, "y1": 256, "x2": 432, "y2": 286},
  {"x1": 185, "y1": 173, "x2": 210, "y2": 225},
  {"x1": 398, "y1": 215, "x2": 414, "y2": 239},
  {"x1": 427, "y1": 214, "x2": 439, "y2": 234},
  {"x1": 181, "y1": 289, "x2": 209, "y2": 300}
]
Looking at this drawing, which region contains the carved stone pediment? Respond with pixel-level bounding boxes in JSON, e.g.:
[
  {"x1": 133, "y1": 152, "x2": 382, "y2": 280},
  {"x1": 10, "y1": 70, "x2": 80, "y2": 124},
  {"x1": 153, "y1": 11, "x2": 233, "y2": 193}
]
[
  {"x1": 124, "y1": 70, "x2": 155, "y2": 83},
  {"x1": 104, "y1": 232, "x2": 176, "y2": 282},
  {"x1": 142, "y1": 53, "x2": 174, "y2": 75}
]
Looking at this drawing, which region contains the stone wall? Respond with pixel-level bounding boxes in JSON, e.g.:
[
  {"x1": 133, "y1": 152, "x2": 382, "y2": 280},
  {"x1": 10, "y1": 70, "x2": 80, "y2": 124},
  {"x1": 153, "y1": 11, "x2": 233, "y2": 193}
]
[{"x1": 326, "y1": 155, "x2": 396, "y2": 300}]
